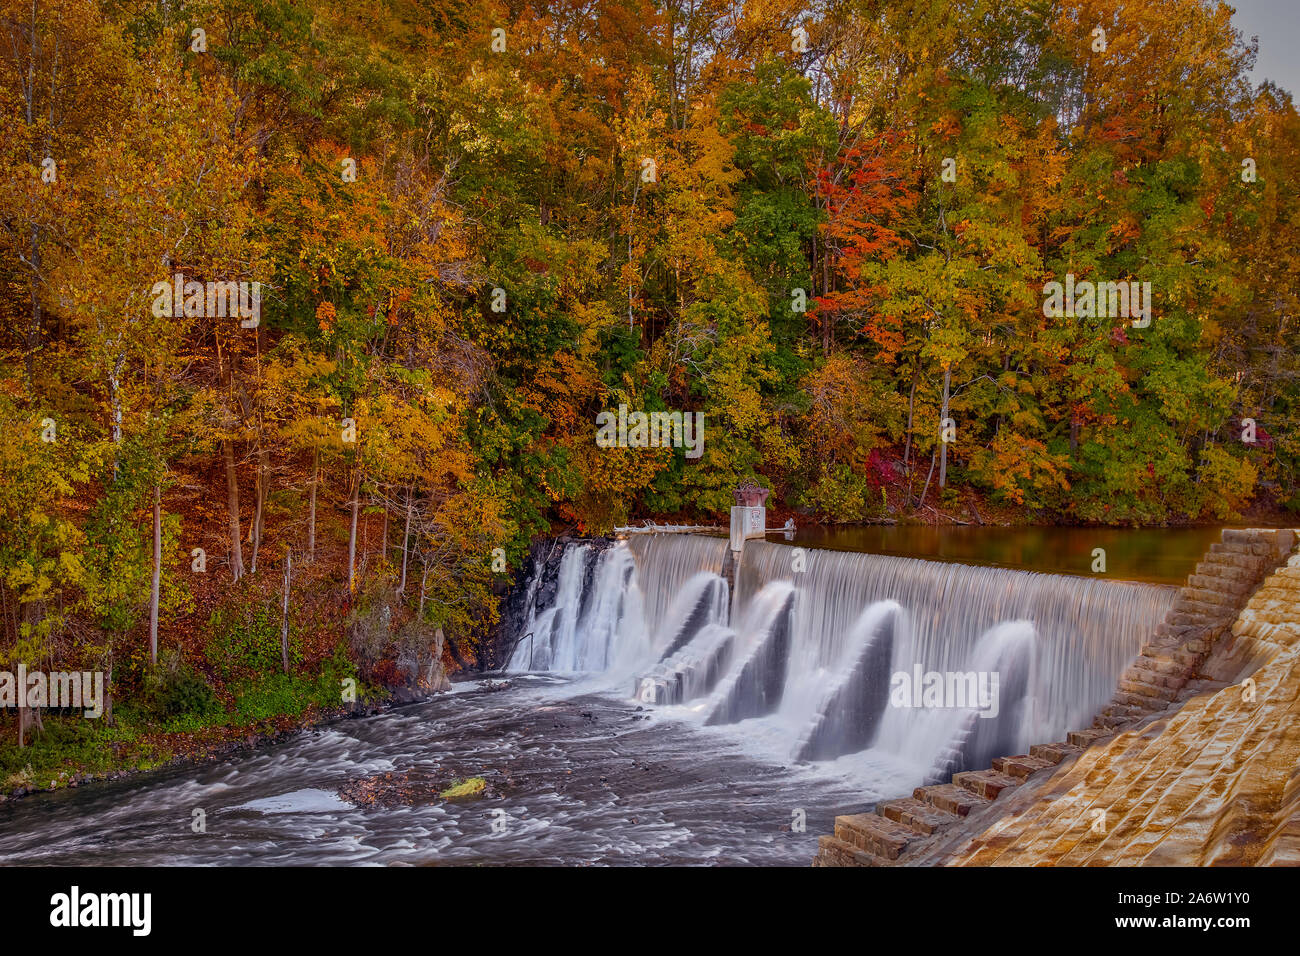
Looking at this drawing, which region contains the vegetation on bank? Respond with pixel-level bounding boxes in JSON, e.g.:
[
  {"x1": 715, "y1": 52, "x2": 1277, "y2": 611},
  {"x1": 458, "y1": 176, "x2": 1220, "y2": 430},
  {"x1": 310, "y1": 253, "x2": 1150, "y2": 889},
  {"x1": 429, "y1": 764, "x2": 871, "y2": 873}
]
[{"x1": 2, "y1": 0, "x2": 1299, "y2": 767}]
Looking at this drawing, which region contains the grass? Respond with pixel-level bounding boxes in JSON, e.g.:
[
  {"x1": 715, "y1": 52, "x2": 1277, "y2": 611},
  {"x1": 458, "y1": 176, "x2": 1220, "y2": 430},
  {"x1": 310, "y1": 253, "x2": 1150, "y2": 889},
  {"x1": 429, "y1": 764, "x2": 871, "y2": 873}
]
[
  {"x1": 0, "y1": 671, "x2": 380, "y2": 798},
  {"x1": 0, "y1": 706, "x2": 159, "y2": 793}
]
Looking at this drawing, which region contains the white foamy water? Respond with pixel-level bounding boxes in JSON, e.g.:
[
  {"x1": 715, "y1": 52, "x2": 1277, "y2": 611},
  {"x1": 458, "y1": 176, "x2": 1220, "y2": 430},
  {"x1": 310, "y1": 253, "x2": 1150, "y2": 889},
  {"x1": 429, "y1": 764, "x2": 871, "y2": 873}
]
[{"x1": 504, "y1": 534, "x2": 1175, "y2": 787}]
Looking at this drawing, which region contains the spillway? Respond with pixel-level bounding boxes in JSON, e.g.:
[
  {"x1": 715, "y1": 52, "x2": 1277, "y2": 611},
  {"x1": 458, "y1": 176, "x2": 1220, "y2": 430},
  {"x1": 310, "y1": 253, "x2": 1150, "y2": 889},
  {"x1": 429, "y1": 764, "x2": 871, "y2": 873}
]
[{"x1": 503, "y1": 534, "x2": 1175, "y2": 784}]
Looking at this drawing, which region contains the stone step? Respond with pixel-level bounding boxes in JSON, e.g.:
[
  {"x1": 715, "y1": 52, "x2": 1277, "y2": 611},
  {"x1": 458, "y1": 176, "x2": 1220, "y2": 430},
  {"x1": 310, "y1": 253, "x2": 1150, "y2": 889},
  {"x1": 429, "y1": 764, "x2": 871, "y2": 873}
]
[
  {"x1": 1203, "y1": 549, "x2": 1267, "y2": 570},
  {"x1": 834, "y1": 812, "x2": 918, "y2": 861},
  {"x1": 1118, "y1": 677, "x2": 1179, "y2": 702},
  {"x1": 1221, "y1": 529, "x2": 1293, "y2": 555},
  {"x1": 1099, "y1": 702, "x2": 1152, "y2": 720},
  {"x1": 1093, "y1": 713, "x2": 1137, "y2": 730},
  {"x1": 1176, "y1": 587, "x2": 1239, "y2": 608},
  {"x1": 1130, "y1": 655, "x2": 1192, "y2": 680},
  {"x1": 1164, "y1": 611, "x2": 1213, "y2": 628},
  {"x1": 1209, "y1": 539, "x2": 1269, "y2": 558},
  {"x1": 1187, "y1": 572, "x2": 1250, "y2": 593},
  {"x1": 915, "y1": 783, "x2": 991, "y2": 816},
  {"x1": 814, "y1": 834, "x2": 884, "y2": 867},
  {"x1": 1111, "y1": 689, "x2": 1169, "y2": 710},
  {"x1": 1121, "y1": 666, "x2": 1185, "y2": 690},
  {"x1": 879, "y1": 797, "x2": 961, "y2": 835},
  {"x1": 1153, "y1": 621, "x2": 1206, "y2": 641},
  {"x1": 1220, "y1": 529, "x2": 1262, "y2": 546},
  {"x1": 1193, "y1": 561, "x2": 1255, "y2": 583},
  {"x1": 1067, "y1": 727, "x2": 1115, "y2": 748},
  {"x1": 1030, "y1": 741, "x2": 1082, "y2": 764},
  {"x1": 1174, "y1": 598, "x2": 1238, "y2": 620},
  {"x1": 1206, "y1": 538, "x2": 1258, "y2": 561},
  {"x1": 990, "y1": 754, "x2": 1056, "y2": 779},
  {"x1": 952, "y1": 769, "x2": 1021, "y2": 800}
]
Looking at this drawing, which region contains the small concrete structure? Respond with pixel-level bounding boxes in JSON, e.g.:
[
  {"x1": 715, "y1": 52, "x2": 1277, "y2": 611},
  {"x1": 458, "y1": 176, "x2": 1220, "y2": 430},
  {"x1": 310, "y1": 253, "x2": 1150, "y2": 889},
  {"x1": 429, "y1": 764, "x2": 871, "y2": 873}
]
[{"x1": 730, "y1": 482, "x2": 769, "y2": 552}]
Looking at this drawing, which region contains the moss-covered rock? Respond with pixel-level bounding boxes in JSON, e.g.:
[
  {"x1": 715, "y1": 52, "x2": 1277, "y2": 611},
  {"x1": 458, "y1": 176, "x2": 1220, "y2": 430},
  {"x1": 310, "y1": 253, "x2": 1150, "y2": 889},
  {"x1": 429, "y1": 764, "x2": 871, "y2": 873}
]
[{"x1": 439, "y1": 776, "x2": 487, "y2": 799}]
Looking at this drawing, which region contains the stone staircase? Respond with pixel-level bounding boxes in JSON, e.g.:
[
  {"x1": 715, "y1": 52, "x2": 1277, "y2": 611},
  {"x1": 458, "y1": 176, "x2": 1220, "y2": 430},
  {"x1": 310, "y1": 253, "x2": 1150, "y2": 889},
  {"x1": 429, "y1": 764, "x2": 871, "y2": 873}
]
[
  {"x1": 813, "y1": 528, "x2": 1296, "y2": 867},
  {"x1": 945, "y1": 550, "x2": 1300, "y2": 865}
]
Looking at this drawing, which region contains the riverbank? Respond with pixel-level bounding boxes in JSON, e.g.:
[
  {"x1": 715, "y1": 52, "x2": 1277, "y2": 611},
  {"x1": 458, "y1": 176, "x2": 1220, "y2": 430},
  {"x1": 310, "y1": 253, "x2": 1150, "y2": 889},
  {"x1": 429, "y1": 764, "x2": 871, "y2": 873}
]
[{"x1": 0, "y1": 692, "x2": 421, "y2": 803}]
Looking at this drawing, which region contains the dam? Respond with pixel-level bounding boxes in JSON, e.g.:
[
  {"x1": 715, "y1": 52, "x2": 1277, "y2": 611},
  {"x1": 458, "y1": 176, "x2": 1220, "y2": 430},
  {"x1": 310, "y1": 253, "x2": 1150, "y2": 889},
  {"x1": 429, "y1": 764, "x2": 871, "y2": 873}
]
[{"x1": 502, "y1": 533, "x2": 1176, "y2": 790}]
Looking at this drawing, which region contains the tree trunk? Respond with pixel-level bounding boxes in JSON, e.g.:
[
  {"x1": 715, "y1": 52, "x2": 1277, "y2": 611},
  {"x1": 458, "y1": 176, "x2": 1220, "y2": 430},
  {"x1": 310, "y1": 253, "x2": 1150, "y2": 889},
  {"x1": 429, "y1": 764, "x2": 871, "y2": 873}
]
[
  {"x1": 938, "y1": 366, "x2": 951, "y2": 489},
  {"x1": 108, "y1": 353, "x2": 125, "y2": 478},
  {"x1": 149, "y1": 482, "x2": 161, "y2": 665},
  {"x1": 104, "y1": 661, "x2": 113, "y2": 727},
  {"x1": 347, "y1": 474, "x2": 360, "y2": 592},
  {"x1": 280, "y1": 550, "x2": 292, "y2": 674},
  {"x1": 250, "y1": 445, "x2": 268, "y2": 574},
  {"x1": 224, "y1": 439, "x2": 244, "y2": 581},
  {"x1": 398, "y1": 482, "x2": 413, "y2": 595},
  {"x1": 25, "y1": 224, "x2": 41, "y2": 382},
  {"x1": 903, "y1": 356, "x2": 921, "y2": 468},
  {"x1": 917, "y1": 448, "x2": 938, "y2": 511},
  {"x1": 307, "y1": 450, "x2": 318, "y2": 562},
  {"x1": 419, "y1": 560, "x2": 429, "y2": 617}
]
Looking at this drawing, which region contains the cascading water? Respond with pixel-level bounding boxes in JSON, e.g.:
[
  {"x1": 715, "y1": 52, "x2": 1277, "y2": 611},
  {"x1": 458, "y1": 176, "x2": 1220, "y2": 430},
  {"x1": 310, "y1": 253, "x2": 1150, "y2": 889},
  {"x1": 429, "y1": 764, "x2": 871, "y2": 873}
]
[
  {"x1": 624, "y1": 534, "x2": 729, "y2": 640},
  {"x1": 504, "y1": 533, "x2": 1176, "y2": 789},
  {"x1": 506, "y1": 534, "x2": 729, "y2": 677},
  {"x1": 731, "y1": 541, "x2": 1173, "y2": 773},
  {"x1": 704, "y1": 581, "x2": 795, "y2": 725},
  {"x1": 507, "y1": 543, "x2": 592, "y2": 672}
]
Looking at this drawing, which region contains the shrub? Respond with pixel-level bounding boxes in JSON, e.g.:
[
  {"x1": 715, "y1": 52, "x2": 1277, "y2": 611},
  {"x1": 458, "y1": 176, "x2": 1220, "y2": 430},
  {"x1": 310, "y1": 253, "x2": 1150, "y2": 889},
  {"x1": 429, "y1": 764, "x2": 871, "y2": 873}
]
[
  {"x1": 206, "y1": 603, "x2": 303, "y2": 680},
  {"x1": 231, "y1": 672, "x2": 339, "y2": 722},
  {"x1": 144, "y1": 651, "x2": 220, "y2": 719}
]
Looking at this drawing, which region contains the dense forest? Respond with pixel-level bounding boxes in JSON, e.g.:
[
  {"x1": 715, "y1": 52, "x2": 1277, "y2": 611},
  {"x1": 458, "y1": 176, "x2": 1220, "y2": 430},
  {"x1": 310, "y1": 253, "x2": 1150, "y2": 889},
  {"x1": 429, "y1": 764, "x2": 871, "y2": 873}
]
[{"x1": 1, "y1": 0, "x2": 1298, "y2": 763}]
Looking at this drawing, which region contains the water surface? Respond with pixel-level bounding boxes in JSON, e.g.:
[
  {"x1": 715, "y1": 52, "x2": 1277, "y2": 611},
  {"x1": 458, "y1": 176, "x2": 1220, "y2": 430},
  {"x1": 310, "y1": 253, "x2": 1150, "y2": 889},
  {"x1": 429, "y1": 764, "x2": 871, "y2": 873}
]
[
  {"x1": 0, "y1": 679, "x2": 876, "y2": 866},
  {"x1": 780, "y1": 524, "x2": 1236, "y2": 585}
]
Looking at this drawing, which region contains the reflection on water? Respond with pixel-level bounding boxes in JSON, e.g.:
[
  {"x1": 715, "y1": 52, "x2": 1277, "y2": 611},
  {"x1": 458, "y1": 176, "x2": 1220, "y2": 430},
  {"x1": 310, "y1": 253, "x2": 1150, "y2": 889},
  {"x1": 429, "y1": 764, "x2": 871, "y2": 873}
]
[{"x1": 780, "y1": 524, "x2": 1247, "y2": 585}]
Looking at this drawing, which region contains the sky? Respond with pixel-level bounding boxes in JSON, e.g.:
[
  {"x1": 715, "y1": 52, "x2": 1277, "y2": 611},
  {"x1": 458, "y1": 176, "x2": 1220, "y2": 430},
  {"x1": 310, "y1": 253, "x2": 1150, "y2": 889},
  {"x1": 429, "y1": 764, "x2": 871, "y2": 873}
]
[{"x1": 1228, "y1": 0, "x2": 1300, "y2": 96}]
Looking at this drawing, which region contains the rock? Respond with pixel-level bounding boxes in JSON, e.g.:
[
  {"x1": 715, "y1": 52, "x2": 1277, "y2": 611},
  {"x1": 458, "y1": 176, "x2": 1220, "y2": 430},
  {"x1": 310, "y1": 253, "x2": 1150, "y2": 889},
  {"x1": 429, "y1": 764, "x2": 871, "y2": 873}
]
[{"x1": 439, "y1": 777, "x2": 488, "y2": 800}]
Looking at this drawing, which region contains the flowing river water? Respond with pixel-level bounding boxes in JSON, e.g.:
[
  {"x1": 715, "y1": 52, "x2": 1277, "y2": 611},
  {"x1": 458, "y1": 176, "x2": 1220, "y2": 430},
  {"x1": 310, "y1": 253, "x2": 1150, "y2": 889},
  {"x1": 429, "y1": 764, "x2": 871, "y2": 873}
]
[
  {"x1": 0, "y1": 677, "x2": 873, "y2": 866},
  {"x1": 0, "y1": 527, "x2": 1223, "y2": 866}
]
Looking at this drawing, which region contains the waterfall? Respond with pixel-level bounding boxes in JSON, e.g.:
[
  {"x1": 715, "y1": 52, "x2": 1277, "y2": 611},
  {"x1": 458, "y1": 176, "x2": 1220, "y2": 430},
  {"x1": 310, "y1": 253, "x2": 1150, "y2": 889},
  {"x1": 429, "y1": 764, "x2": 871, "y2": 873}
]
[
  {"x1": 504, "y1": 533, "x2": 1175, "y2": 780},
  {"x1": 704, "y1": 582, "x2": 796, "y2": 725},
  {"x1": 735, "y1": 541, "x2": 1171, "y2": 737},
  {"x1": 507, "y1": 544, "x2": 591, "y2": 672},
  {"x1": 507, "y1": 534, "x2": 728, "y2": 676},
  {"x1": 792, "y1": 601, "x2": 899, "y2": 762},
  {"x1": 624, "y1": 534, "x2": 729, "y2": 639}
]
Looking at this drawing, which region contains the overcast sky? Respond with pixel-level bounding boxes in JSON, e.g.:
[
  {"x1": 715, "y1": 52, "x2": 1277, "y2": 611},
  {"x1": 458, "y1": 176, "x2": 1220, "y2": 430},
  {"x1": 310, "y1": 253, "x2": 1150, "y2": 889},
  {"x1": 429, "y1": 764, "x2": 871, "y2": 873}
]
[{"x1": 1229, "y1": 0, "x2": 1300, "y2": 96}]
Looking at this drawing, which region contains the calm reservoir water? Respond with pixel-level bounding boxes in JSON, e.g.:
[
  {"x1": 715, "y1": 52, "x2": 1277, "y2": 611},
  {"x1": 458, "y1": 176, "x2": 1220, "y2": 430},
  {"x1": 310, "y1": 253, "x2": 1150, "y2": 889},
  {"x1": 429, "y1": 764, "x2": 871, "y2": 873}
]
[{"x1": 781, "y1": 524, "x2": 1241, "y2": 585}]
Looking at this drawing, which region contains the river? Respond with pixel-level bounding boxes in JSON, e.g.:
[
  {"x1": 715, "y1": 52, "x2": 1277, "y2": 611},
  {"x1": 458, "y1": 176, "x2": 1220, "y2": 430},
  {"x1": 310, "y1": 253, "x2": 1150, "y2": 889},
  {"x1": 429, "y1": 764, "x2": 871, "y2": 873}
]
[{"x1": 0, "y1": 677, "x2": 882, "y2": 866}]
